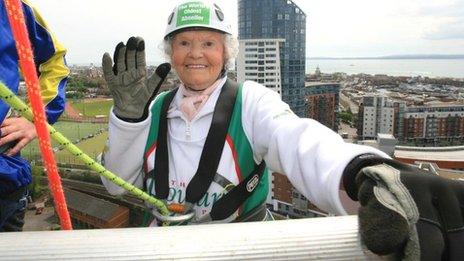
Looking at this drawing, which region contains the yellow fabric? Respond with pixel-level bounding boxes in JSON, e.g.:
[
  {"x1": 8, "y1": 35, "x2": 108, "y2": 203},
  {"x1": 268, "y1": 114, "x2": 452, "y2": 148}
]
[{"x1": 22, "y1": 0, "x2": 69, "y2": 106}]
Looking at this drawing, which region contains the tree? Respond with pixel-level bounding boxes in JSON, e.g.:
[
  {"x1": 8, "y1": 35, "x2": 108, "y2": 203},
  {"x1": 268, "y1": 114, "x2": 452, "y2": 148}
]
[{"x1": 339, "y1": 111, "x2": 353, "y2": 124}]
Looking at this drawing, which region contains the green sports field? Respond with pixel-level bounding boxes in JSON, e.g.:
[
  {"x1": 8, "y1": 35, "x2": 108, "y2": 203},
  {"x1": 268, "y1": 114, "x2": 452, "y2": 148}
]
[
  {"x1": 55, "y1": 131, "x2": 108, "y2": 164},
  {"x1": 22, "y1": 121, "x2": 108, "y2": 165},
  {"x1": 70, "y1": 99, "x2": 113, "y2": 117}
]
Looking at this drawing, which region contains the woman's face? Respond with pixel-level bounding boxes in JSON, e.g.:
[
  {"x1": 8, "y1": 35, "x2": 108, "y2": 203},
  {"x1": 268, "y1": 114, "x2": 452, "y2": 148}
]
[{"x1": 171, "y1": 30, "x2": 225, "y2": 90}]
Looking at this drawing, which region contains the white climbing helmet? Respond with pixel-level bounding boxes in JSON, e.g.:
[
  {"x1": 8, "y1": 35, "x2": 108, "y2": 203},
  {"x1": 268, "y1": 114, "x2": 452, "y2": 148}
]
[{"x1": 164, "y1": 1, "x2": 232, "y2": 38}]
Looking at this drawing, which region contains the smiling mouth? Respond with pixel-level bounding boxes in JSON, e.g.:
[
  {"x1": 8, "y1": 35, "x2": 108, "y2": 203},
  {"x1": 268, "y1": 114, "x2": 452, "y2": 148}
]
[{"x1": 185, "y1": 64, "x2": 207, "y2": 69}]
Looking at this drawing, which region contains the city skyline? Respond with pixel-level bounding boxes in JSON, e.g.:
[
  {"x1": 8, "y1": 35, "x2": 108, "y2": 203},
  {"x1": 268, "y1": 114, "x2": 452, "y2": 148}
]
[
  {"x1": 238, "y1": 0, "x2": 307, "y2": 117},
  {"x1": 31, "y1": 0, "x2": 464, "y2": 64}
]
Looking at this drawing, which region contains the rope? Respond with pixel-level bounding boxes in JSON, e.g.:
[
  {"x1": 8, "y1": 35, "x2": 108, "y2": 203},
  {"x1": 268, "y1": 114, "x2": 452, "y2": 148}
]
[
  {"x1": 0, "y1": 81, "x2": 171, "y2": 220},
  {"x1": 4, "y1": 0, "x2": 72, "y2": 229}
]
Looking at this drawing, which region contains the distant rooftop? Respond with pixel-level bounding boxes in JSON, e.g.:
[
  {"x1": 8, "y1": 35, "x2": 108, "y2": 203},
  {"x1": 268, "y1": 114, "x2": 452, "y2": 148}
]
[
  {"x1": 64, "y1": 189, "x2": 121, "y2": 222},
  {"x1": 418, "y1": 102, "x2": 464, "y2": 107},
  {"x1": 395, "y1": 145, "x2": 464, "y2": 162},
  {"x1": 377, "y1": 133, "x2": 395, "y2": 139},
  {"x1": 305, "y1": 82, "x2": 339, "y2": 87}
]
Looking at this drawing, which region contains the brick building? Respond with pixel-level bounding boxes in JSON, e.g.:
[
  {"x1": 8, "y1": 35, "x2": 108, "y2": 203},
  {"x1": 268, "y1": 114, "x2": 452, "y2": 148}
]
[
  {"x1": 268, "y1": 172, "x2": 325, "y2": 218},
  {"x1": 304, "y1": 82, "x2": 340, "y2": 131},
  {"x1": 403, "y1": 104, "x2": 464, "y2": 144},
  {"x1": 358, "y1": 96, "x2": 464, "y2": 144},
  {"x1": 64, "y1": 189, "x2": 129, "y2": 229}
]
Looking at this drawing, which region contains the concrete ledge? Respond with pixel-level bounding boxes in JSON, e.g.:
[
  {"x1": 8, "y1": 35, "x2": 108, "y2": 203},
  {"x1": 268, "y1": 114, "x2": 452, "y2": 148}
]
[
  {"x1": 0, "y1": 215, "x2": 390, "y2": 260},
  {"x1": 395, "y1": 145, "x2": 464, "y2": 152}
]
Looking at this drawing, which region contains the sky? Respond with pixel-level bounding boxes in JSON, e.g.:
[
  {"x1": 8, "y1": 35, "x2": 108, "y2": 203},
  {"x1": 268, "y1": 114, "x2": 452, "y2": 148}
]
[{"x1": 31, "y1": 0, "x2": 464, "y2": 64}]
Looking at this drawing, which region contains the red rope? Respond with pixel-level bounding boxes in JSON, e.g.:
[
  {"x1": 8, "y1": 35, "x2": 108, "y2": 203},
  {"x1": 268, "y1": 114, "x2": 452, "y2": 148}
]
[{"x1": 5, "y1": 0, "x2": 72, "y2": 230}]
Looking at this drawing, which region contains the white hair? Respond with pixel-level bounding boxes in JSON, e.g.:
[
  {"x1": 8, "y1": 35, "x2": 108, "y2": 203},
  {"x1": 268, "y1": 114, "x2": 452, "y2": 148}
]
[{"x1": 161, "y1": 33, "x2": 239, "y2": 71}]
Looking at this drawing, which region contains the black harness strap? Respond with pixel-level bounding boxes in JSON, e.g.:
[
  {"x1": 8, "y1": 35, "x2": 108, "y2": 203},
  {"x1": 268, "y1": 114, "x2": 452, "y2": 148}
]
[
  {"x1": 153, "y1": 88, "x2": 178, "y2": 199},
  {"x1": 209, "y1": 161, "x2": 266, "y2": 221},
  {"x1": 154, "y1": 80, "x2": 237, "y2": 201},
  {"x1": 153, "y1": 79, "x2": 266, "y2": 221},
  {"x1": 185, "y1": 79, "x2": 238, "y2": 204}
]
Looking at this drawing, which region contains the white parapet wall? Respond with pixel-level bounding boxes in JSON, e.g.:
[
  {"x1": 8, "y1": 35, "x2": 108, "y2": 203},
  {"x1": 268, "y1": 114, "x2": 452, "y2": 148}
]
[{"x1": 0, "y1": 215, "x2": 392, "y2": 260}]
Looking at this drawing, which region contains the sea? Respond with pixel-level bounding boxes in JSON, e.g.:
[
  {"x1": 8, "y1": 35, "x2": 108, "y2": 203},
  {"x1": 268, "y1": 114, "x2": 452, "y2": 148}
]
[{"x1": 305, "y1": 59, "x2": 464, "y2": 79}]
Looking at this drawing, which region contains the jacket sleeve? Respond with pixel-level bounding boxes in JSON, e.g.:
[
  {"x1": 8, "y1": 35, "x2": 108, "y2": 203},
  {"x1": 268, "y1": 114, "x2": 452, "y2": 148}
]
[
  {"x1": 241, "y1": 81, "x2": 389, "y2": 215},
  {"x1": 101, "y1": 109, "x2": 151, "y2": 195},
  {"x1": 22, "y1": 0, "x2": 69, "y2": 124}
]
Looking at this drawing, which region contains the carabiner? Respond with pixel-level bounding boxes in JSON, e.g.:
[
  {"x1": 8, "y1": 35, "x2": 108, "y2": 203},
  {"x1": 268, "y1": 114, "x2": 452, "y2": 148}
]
[{"x1": 151, "y1": 205, "x2": 195, "y2": 225}]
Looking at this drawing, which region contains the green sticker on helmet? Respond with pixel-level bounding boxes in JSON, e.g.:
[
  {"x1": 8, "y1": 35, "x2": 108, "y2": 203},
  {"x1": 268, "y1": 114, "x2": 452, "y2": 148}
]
[{"x1": 176, "y1": 2, "x2": 210, "y2": 27}]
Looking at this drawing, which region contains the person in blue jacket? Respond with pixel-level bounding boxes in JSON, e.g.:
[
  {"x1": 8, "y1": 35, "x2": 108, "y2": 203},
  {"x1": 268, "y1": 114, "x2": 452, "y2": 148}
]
[{"x1": 0, "y1": 0, "x2": 68, "y2": 232}]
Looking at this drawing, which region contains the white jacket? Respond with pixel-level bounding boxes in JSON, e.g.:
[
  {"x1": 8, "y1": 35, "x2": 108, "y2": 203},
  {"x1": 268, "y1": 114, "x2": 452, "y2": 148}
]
[{"x1": 102, "y1": 77, "x2": 387, "y2": 218}]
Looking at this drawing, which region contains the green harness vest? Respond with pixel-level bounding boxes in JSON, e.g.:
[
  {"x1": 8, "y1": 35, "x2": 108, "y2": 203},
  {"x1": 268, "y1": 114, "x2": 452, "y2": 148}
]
[{"x1": 143, "y1": 81, "x2": 268, "y2": 219}]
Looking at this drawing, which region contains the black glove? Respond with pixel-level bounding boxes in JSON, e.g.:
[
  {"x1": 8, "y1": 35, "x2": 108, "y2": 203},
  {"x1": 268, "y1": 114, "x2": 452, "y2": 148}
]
[
  {"x1": 102, "y1": 36, "x2": 171, "y2": 122},
  {"x1": 343, "y1": 155, "x2": 464, "y2": 260}
]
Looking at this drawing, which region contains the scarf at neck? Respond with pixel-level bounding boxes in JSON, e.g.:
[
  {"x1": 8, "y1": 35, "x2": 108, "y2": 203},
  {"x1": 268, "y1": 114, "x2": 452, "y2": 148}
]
[{"x1": 180, "y1": 79, "x2": 222, "y2": 121}]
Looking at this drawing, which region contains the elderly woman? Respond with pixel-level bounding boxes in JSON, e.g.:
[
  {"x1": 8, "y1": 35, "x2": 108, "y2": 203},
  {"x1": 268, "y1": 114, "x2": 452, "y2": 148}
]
[{"x1": 101, "y1": 1, "x2": 463, "y2": 259}]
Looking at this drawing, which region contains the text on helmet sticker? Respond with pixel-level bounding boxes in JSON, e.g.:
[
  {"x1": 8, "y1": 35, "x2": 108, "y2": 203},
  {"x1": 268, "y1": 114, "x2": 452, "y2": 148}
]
[{"x1": 177, "y1": 2, "x2": 210, "y2": 27}]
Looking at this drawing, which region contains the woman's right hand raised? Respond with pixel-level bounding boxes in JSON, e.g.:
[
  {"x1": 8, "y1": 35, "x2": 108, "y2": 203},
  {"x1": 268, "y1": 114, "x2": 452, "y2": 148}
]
[{"x1": 102, "y1": 36, "x2": 171, "y2": 122}]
